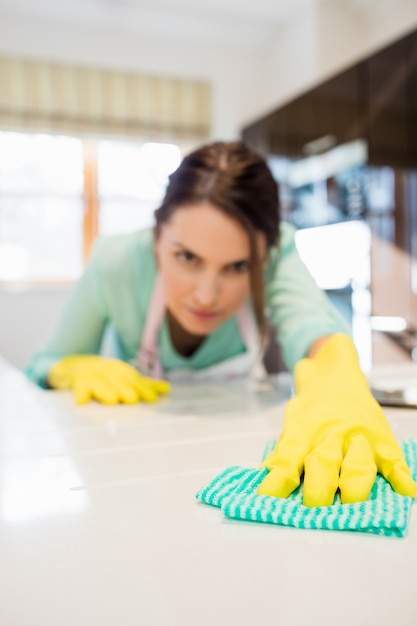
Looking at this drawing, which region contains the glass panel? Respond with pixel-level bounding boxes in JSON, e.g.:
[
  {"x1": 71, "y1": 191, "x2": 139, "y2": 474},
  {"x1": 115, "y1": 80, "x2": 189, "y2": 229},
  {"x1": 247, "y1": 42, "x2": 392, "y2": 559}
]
[
  {"x1": 0, "y1": 131, "x2": 84, "y2": 281},
  {"x1": 0, "y1": 197, "x2": 83, "y2": 280},
  {"x1": 0, "y1": 132, "x2": 83, "y2": 193},
  {"x1": 99, "y1": 199, "x2": 156, "y2": 236},
  {"x1": 98, "y1": 140, "x2": 181, "y2": 198},
  {"x1": 98, "y1": 140, "x2": 181, "y2": 235}
]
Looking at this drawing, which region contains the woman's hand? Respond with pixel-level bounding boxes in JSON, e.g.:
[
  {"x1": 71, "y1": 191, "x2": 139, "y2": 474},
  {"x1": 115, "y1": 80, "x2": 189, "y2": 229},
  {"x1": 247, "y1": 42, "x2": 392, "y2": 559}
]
[
  {"x1": 48, "y1": 355, "x2": 170, "y2": 405},
  {"x1": 257, "y1": 334, "x2": 417, "y2": 507}
]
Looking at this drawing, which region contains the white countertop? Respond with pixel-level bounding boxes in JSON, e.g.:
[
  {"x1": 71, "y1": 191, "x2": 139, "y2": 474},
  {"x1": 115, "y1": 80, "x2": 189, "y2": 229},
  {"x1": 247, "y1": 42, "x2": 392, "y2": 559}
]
[{"x1": 1, "y1": 357, "x2": 417, "y2": 626}]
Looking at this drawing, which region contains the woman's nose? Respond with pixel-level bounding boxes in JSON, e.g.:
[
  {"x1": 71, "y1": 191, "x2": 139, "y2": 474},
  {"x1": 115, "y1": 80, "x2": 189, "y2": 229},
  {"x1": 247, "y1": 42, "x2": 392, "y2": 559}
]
[{"x1": 194, "y1": 273, "x2": 219, "y2": 307}]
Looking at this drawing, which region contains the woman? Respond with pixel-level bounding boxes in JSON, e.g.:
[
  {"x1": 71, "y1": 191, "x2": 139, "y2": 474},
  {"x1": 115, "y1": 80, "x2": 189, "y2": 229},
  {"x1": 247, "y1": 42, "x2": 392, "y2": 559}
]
[{"x1": 26, "y1": 141, "x2": 416, "y2": 507}]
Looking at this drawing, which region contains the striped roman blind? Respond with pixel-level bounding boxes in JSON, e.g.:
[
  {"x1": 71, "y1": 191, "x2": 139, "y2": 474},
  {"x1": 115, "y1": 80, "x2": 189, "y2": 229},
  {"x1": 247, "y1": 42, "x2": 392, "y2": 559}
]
[{"x1": 0, "y1": 57, "x2": 211, "y2": 141}]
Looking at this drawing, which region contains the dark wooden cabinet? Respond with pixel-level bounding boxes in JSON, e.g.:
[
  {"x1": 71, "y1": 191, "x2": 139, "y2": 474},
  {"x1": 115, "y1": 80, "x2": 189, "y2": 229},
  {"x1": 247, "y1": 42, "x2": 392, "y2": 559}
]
[
  {"x1": 309, "y1": 67, "x2": 361, "y2": 149},
  {"x1": 406, "y1": 31, "x2": 417, "y2": 167},
  {"x1": 367, "y1": 38, "x2": 409, "y2": 167}
]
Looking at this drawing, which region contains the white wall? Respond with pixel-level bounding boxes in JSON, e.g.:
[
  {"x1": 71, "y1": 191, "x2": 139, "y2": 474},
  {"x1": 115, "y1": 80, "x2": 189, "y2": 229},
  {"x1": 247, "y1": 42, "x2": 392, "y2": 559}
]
[
  {"x1": 0, "y1": 286, "x2": 71, "y2": 368},
  {"x1": 1, "y1": 0, "x2": 417, "y2": 369}
]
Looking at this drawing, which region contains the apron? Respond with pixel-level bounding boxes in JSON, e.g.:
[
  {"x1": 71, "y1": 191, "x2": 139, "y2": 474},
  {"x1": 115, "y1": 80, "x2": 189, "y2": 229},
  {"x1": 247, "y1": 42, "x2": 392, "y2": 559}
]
[{"x1": 131, "y1": 275, "x2": 266, "y2": 382}]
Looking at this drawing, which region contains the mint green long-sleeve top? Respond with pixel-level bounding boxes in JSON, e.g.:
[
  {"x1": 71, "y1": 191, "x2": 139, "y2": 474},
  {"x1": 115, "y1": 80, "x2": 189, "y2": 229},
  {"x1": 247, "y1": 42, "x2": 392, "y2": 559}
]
[{"x1": 25, "y1": 222, "x2": 349, "y2": 386}]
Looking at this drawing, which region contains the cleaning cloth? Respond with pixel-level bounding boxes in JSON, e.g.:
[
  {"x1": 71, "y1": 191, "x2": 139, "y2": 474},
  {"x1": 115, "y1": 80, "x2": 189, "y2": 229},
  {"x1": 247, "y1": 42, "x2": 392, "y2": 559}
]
[{"x1": 196, "y1": 439, "x2": 417, "y2": 537}]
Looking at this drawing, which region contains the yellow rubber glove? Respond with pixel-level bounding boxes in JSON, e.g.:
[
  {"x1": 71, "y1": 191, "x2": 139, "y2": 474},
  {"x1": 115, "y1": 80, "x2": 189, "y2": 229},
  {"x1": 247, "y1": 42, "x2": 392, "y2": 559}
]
[
  {"x1": 48, "y1": 355, "x2": 170, "y2": 405},
  {"x1": 257, "y1": 334, "x2": 417, "y2": 507}
]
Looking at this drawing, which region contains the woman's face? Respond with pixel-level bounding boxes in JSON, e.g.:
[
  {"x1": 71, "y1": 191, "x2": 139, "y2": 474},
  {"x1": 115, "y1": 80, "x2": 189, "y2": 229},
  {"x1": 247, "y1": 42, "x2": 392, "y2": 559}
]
[{"x1": 155, "y1": 202, "x2": 265, "y2": 336}]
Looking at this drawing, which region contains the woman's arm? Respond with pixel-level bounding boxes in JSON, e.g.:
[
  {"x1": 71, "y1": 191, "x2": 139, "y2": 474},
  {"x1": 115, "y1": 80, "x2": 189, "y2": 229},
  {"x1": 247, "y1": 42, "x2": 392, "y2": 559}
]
[
  {"x1": 25, "y1": 248, "x2": 108, "y2": 387},
  {"x1": 307, "y1": 334, "x2": 333, "y2": 358},
  {"x1": 26, "y1": 229, "x2": 158, "y2": 388},
  {"x1": 264, "y1": 223, "x2": 350, "y2": 371}
]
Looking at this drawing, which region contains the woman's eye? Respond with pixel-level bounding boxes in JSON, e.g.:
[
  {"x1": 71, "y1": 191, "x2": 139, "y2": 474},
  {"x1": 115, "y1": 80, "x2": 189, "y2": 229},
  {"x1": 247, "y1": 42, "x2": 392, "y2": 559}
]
[
  {"x1": 176, "y1": 250, "x2": 197, "y2": 264},
  {"x1": 226, "y1": 260, "x2": 250, "y2": 274}
]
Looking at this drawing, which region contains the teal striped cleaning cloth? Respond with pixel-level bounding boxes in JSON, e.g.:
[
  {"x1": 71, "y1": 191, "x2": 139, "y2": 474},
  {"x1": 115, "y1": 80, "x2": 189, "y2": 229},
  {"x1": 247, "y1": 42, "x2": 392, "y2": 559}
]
[{"x1": 196, "y1": 439, "x2": 417, "y2": 537}]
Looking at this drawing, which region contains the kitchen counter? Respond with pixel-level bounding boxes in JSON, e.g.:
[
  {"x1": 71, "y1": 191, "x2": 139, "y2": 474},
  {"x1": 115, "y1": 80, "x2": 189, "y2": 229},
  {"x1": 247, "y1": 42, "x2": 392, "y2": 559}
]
[{"x1": 0, "y1": 357, "x2": 416, "y2": 626}]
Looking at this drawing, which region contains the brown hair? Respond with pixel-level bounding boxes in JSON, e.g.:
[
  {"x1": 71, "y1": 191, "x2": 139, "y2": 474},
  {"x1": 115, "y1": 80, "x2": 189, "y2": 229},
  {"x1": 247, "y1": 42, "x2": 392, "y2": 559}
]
[{"x1": 154, "y1": 140, "x2": 280, "y2": 341}]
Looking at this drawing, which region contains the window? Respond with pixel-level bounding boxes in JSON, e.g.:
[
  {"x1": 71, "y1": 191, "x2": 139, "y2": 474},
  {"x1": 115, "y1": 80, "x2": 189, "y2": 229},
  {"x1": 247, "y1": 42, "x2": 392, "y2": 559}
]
[
  {"x1": 0, "y1": 131, "x2": 182, "y2": 283},
  {"x1": 98, "y1": 140, "x2": 181, "y2": 236},
  {"x1": 0, "y1": 132, "x2": 84, "y2": 281}
]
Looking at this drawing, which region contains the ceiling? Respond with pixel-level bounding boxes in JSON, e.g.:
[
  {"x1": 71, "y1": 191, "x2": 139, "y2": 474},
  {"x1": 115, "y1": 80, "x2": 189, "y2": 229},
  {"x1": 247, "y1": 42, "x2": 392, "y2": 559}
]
[{"x1": 0, "y1": 0, "x2": 383, "y2": 46}]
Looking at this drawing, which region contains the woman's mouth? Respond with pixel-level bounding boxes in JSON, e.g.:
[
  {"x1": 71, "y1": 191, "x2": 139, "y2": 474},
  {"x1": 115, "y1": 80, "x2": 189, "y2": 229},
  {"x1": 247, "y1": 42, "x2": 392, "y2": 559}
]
[{"x1": 188, "y1": 308, "x2": 219, "y2": 321}]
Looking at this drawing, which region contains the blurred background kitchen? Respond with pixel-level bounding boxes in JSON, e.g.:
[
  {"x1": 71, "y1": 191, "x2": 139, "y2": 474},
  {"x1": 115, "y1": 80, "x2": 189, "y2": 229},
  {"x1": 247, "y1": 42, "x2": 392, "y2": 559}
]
[{"x1": 1, "y1": 0, "x2": 417, "y2": 374}]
